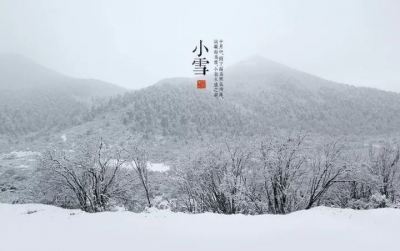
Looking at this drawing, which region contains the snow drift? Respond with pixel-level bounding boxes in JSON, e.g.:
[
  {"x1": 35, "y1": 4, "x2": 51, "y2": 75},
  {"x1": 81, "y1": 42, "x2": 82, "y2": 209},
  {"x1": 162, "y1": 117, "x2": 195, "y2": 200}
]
[{"x1": 0, "y1": 203, "x2": 399, "y2": 251}]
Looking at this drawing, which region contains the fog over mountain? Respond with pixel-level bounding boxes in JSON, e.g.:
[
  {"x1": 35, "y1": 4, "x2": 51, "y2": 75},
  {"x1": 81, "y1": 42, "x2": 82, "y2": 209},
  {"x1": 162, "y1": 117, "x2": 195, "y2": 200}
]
[
  {"x1": 0, "y1": 54, "x2": 126, "y2": 99},
  {"x1": 0, "y1": 54, "x2": 126, "y2": 137},
  {"x1": 1, "y1": 0, "x2": 399, "y2": 91},
  {"x1": 110, "y1": 55, "x2": 400, "y2": 138},
  {"x1": 1, "y1": 53, "x2": 398, "y2": 141}
]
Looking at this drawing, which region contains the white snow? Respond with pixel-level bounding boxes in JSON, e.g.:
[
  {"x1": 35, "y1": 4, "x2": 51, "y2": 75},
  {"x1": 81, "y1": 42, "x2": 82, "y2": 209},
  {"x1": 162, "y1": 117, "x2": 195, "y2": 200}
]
[
  {"x1": 147, "y1": 162, "x2": 170, "y2": 172},
  {"x1": 120, "y1": 161, "x2": 170, "y2": 172},
  {"x1": 0, "y1": 203, "x2": 399, "y2": 251},
  {"x1": 61, "y1": 134, "x2": 67, "y2": 142},
  {"x1": 17, "y1": 164, "x2": 30, "y2": 168},
  {"x1": 3, "y1": 151, "x2": 40, "y2": 158}
]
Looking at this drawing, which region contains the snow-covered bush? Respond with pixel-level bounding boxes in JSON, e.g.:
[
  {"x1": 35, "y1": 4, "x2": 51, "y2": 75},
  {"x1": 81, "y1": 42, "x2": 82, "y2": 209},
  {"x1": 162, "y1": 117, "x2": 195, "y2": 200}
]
[
  {"x1": 171, "y1": 142, "x2": 257, "y2": 214},
  {"x1": 367, "y1": 143, "x2": 400, "y2": 203},
  {"x1": 370, "y1": 193, "x2": 389, "y2": 208},
  {"x1": 170, "y1": 132, "x2": 351, "y2": 215},
  {"x1": 37, "y1": 135, "x2": 136, "y2": 213},
  {"x1": 348, "y1": 199, "x2": 372, "y2": 210},
  {"x1": 347, "y1": 193, "x2": 391, "y2": 210}
]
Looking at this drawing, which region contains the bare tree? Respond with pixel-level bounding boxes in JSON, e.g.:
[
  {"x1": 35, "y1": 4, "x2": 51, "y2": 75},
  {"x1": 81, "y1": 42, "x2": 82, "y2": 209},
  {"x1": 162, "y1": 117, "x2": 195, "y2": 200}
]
[
  {"x1": 123, "y1": 137, "x2": 152, "y2": 208},
  {"x1": 170, "y1": 131, "x2": 381, "y2": 214},
  {"x1": 170, "y1": 159, "x2": 198, "y2": 213},
  {"x1": 171, "y1": 142, "x2": 256, "y2": 214},
  {"x1": 39, "y1": 136, "x2": 132, "y2": 212},
  {"x1": 260, "y1": 131, "x2": 308, "y2": 214},
  {"x1": 368, "y1": 142, "x2": 400, "y2": 202},
  {"x1": 305, "y1": 139, "x2": 350, "y2": 209},
  {"x1": 223, "y1": 143, "x2": 255, "y2": 214}
]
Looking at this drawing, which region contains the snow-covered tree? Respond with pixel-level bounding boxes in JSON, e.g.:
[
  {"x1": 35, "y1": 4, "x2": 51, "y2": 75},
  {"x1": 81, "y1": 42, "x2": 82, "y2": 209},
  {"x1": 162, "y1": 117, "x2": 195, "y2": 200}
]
[{"x1": 38, "y1": 135, "x2": 133, "y2": 212}]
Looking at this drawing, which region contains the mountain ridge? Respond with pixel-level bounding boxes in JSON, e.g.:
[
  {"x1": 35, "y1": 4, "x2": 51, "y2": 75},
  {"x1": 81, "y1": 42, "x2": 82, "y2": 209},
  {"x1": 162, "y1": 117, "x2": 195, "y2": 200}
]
[
  {"x1": 2, "y1": 54, "x2": 400, "y2": 143},
  {"x1": 0, "y1": 53, "x2": 127, "y2": 97}
]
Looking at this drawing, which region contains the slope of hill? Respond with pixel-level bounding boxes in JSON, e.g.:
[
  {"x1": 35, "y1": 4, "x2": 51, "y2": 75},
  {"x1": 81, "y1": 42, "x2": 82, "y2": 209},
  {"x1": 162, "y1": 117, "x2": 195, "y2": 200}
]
[
  {"x1": 3, "y1": 54, "x2": 400, "y2": 146},
  {"x1": 0, "y1": 54, "x2": 126, "y2": 98},
  {"x1": 81, "y1": 55, "x2": 400, "y2": 141},
  {"x1": 0, "y1": 54, "x2": 127, "y2": 137},
  {"x1": 222, "y1": 56, "x2": 400, "y2": 135}
]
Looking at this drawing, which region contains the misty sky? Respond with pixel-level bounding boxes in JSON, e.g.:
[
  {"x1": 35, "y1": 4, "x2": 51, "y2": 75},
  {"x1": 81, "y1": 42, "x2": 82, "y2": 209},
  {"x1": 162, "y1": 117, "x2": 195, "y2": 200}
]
[{"x1": 0, "y1": 0, "x2": 399, "y2": 91}]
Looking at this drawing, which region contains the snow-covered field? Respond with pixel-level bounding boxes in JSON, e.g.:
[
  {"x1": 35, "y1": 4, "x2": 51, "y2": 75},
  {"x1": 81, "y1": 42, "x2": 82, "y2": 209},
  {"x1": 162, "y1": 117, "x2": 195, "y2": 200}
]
[
  {"x1": 0, "y1": 204, "x2": 399, "y2": 251},
  {"x1": 147, "y1": 162, "x2": 170, "y2": 172},
  {"x1": 121, "y1": 161, "x2": 170, "y2": 172},
  {"x1": 1, "y1": 151, "x2": 40, "y2": 159}
]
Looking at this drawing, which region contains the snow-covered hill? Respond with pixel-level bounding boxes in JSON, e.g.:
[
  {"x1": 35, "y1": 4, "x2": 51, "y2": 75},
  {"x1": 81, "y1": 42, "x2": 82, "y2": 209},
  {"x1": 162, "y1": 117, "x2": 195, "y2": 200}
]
[{"x1": 0, "y1": 203, "x2": 399, "y2": 251}]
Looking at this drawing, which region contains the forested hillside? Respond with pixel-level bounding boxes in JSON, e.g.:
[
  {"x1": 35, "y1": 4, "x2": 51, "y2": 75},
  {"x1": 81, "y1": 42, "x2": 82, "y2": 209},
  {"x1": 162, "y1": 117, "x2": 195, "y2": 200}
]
[
  {"x1": 2, "y1": 55, "x2": 400, "y2": 141},
  {"x1": 86, "y1": 56, "x2": 400, "y2": 140}
]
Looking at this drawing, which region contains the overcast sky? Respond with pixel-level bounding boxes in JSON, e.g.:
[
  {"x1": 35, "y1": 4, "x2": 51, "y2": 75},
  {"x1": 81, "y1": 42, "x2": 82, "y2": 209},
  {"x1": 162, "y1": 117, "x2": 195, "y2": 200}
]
[{"x1": 0, "y1": 0, "x2": 399, "y2": 91}]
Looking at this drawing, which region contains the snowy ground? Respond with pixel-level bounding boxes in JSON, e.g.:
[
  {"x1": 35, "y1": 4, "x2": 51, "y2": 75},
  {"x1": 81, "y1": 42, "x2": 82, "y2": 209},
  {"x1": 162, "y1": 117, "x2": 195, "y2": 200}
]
[
  {"x1": 1, "y1": 151, "x2": 40, "y2": 159},
  {"x1": 147, "y1": 162, "x2": 170, "y2": 172},
  {"x1": 61, "y1": 134, "x2": 67, "y2": 142},
  {"x1": 0, "y1": 150, "x2": 170, "y2": 172},
  {"x1": 0, "y1": 204, "x2": 399, "y2": 251},
  {"x1": 121, "y1": 161, "x2": 170, "y2": 172},
  {"x1": 0, "y1": 151, "x2": 40, "y2": 171}
]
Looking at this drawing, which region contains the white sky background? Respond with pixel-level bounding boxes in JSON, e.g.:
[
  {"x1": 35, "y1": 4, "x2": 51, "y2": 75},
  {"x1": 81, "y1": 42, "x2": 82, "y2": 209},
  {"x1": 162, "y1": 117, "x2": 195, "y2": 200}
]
[{"x1": 0, "y1": 0, "x2": 399, "y2": 91}]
